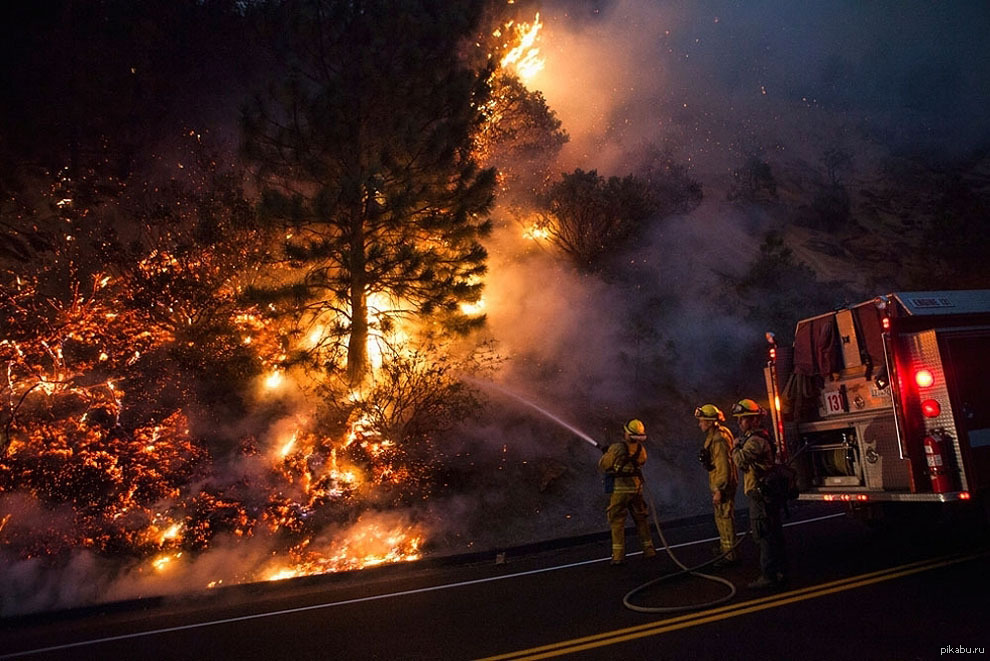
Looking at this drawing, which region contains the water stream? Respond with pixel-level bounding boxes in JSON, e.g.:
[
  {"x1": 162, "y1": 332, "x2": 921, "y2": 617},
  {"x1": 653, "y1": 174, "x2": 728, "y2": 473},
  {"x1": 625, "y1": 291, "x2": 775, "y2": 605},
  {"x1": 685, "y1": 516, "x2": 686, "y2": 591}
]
[{"x1": 463, "y1": 376, "x2": 601, "y2": 449}]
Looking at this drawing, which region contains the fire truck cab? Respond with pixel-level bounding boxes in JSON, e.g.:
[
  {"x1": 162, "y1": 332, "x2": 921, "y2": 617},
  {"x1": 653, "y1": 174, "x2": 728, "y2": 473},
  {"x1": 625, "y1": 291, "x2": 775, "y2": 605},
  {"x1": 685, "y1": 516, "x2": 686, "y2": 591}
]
[{"x1": 765, "y1": 290, "x2": 990, "y2": 507}]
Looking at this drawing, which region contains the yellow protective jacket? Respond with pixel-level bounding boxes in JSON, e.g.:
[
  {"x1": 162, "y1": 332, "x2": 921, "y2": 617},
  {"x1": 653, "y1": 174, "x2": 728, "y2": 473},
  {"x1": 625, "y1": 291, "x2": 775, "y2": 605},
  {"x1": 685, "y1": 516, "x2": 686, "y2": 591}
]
[
  {"x1": 598, "y1": 440, "x2": 646, "y2": 493},
  {"x1": 731, "y1": 428, "x2": 774, "y2": 496},
  {"x1": 705, "y1": 424, "x2": 738, "y2": 499}
]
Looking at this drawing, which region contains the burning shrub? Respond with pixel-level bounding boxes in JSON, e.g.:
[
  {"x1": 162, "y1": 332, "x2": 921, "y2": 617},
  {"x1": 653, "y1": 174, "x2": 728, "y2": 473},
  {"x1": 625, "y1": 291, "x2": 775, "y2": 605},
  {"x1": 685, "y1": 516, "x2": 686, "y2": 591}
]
[{"x1": 314, "y1": 341, "x2": 500, "y2": 502}]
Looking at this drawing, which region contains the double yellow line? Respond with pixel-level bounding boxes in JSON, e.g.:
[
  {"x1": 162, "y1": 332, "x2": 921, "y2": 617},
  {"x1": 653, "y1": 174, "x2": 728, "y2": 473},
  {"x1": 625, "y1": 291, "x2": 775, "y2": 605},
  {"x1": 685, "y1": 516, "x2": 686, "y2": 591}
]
[{"x1": 477, "y1": 550, "x2": 988, "y2": 660}]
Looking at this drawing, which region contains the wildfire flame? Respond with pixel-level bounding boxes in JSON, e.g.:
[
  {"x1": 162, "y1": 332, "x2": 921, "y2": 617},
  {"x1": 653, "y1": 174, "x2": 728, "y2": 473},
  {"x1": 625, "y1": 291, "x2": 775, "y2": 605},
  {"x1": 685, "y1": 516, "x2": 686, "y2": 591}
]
[
  {"x1": 265, "y1": 369, "x2": 284, "y2": 389},
  {"x1": 0, "y1": 5, "x2": 543, "y2": 605},
  {"x1": 459, "y1": 297, "x2": 486, "y2": 316},
  {"x1": 1, "y1": 266, "x2": 430, "y2": 593},
  {"x1": 262, "y1": 518, "x2": 424, "y2": 581},
  {"x1": 523, "y1": 224, "x2": 551, "y2": 241},
  {"x1": 499, "y1": 13, "x2": 544, "y2": 83}
]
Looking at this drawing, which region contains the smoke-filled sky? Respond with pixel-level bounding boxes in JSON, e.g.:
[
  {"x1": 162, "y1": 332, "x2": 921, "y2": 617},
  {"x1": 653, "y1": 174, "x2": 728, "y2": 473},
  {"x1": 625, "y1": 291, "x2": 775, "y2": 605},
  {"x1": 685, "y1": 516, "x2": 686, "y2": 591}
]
[
  {"x1": 476, "y1": 0, "x2": 990, "y2": 501},
  {"x1": 531, "y1": 0, "x2": 989, "y2": 175}
]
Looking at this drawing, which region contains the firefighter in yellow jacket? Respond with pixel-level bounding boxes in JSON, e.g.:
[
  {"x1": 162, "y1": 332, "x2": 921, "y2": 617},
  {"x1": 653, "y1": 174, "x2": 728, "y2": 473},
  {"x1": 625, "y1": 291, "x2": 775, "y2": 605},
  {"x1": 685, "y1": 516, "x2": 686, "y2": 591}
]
[
  {"x1": 730, "y1": 398, "x2": 786, "y2": 589},
  {"x1": 598, "y1": 419, "x2": 656, "y2": 565},
  {"x1": 695, "y1": 404, "x2": 738, "y2": 566}
]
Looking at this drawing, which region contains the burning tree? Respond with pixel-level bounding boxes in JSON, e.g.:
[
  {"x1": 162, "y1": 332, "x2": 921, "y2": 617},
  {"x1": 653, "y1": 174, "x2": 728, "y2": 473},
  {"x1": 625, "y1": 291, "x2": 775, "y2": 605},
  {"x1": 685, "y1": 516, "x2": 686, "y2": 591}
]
[
  {"x1": 241, "y1": 0, "x2": 497, "y2": 384},
  {"x1": 471, "y1": 9, "x2": 567, "y2": 205},
  {"x1": 0, "y1": 1, "x2": 567, "y2": 610},
  {"x1": 475, "y1": 73, "x2": 569, "y2": 207}
]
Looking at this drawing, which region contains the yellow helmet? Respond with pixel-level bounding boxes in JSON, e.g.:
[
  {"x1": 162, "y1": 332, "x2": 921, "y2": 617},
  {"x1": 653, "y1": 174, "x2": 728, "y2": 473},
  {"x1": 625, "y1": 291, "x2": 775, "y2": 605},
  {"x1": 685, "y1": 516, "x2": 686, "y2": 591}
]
[
  {"x1": 731, "y1": 398, "x2": 762, "y2": 417},
  {"x1": 624, "y1": 418, "x2": 646, "y2": 437},
  {"x1": 694, "y1": 404, "x2": 724, "y2": 422}
]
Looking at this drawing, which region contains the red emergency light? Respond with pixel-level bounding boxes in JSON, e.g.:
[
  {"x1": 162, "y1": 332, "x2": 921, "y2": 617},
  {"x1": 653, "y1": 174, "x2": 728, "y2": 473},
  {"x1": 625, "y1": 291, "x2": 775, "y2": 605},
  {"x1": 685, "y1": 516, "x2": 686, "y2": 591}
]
[
  {"x1": 915, "y1": 369, "x2": 934, "y2": 388},
  {"x1": 921, "y1": 399, "x2": 941, "y2": 418}
]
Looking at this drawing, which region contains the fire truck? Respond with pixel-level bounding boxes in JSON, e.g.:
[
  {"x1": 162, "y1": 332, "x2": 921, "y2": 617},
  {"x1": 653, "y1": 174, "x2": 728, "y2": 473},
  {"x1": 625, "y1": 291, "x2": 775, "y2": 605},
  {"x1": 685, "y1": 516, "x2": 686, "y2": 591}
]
[{"x1": 764, "y1": 290, "x2": 990, "y2": 512}]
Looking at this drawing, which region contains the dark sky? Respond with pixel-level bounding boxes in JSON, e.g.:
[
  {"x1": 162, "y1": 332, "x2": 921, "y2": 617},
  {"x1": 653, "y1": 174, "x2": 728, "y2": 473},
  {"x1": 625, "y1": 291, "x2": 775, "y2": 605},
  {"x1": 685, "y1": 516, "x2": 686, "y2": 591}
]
[{"x1": 532, "y1": 0, "x2": 990, "y2": 173}]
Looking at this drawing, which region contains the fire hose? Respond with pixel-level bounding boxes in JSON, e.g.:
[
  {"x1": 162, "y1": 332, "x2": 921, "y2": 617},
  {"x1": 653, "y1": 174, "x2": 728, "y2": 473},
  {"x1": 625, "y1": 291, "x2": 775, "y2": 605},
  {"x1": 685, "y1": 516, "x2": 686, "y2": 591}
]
[
  {"x1": 594, "y1": 440, "x2": 747, "y2": 614},
  {"x1": 620, "y1": 481, "x2": 747, "y2": 614},
  {"x1": 618, "y1": 442, "x2": 809, "y2": 613}
]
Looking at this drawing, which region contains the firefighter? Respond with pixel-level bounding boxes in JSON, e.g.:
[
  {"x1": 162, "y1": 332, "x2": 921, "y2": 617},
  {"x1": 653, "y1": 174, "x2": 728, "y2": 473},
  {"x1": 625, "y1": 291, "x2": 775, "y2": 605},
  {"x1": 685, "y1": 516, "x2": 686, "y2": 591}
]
[
  {"x1": 695, "y1": 404, "x2": 738, "y2": 567},
  {"x1": 598, "y1": 418, "x2": 656, "y2": 565},
  {"x1": 730, "y1": 398, "x2": 787, "y2": 590}
]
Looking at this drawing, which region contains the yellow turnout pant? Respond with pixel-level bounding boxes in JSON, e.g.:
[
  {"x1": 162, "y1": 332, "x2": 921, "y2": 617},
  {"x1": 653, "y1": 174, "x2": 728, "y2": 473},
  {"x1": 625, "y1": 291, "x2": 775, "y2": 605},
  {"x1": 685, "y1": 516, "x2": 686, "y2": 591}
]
[
  {"x1": 607, "y1": 491, "x2": 654, "y2": 561},
  {"x1": 714, "y1": 500, "x2": 736, "y2": 560}
]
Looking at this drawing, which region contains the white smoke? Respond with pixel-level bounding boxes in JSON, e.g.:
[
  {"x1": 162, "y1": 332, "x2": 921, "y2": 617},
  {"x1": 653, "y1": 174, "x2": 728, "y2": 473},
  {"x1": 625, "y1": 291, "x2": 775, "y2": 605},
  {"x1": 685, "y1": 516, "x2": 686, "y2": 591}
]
[
  {"x1": 6, "y1": 0, "x2": 988, "y2": 617},
  {"x1": 457, "y1": 0, "x2": 990, "y2": 546}
]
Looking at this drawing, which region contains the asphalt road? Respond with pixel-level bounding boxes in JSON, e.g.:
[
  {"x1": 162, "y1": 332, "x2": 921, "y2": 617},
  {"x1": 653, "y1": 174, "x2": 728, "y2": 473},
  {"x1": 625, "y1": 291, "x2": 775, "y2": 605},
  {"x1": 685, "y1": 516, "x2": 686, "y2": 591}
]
[{"x1": 2, "y1": 502, "x2": 988, "y2": 661}]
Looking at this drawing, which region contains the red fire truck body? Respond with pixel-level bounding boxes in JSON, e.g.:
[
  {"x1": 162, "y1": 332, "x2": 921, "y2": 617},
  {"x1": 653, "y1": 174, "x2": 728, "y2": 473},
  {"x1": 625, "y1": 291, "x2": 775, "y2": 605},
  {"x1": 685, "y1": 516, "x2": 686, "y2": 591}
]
[{"x1": 765, "y1": 290, "x2": 990, "y2": 504}]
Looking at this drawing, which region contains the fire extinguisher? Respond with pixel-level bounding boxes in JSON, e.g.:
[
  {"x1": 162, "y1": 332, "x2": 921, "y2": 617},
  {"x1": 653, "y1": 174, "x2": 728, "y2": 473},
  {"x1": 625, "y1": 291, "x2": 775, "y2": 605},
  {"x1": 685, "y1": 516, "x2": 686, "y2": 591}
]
[{"x1": 923, "y1": 433, "x2": 953, "y2": 493}]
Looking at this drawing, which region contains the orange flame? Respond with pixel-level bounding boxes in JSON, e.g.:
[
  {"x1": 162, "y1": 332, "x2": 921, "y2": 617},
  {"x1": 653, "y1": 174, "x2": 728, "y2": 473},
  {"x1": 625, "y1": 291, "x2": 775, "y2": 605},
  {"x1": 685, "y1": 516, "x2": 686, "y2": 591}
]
[
  {"x1": 262, "y1": 518, "x2": 424, "y2": 581},
  {"x1": 499, "y1": 13, "x2": 544, "y2": 82}
]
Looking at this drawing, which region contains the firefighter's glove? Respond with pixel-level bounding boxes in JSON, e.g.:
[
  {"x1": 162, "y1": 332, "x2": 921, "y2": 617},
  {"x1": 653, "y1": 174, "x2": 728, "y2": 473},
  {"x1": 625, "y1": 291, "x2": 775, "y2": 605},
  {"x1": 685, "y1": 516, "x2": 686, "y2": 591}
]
[
  {"x1": 698, "y1": 447, "x2": 714, "y2": 471},
  {"x1": 597, "y1": 442, "x2": 607, "y2": 455}
]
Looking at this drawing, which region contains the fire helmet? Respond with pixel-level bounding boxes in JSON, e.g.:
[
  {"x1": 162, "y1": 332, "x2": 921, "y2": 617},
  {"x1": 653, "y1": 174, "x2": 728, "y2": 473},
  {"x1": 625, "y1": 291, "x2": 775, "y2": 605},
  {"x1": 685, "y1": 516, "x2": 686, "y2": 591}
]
[
  {"x1": 694, "y1": 404, "x2": 725, "y2": 422},
  {"x1": 731, "y1": 398, "x2": 762, "y2": 417},
  {"x1": 624, "y1": 419, "x2": 646, "y2": 437}
]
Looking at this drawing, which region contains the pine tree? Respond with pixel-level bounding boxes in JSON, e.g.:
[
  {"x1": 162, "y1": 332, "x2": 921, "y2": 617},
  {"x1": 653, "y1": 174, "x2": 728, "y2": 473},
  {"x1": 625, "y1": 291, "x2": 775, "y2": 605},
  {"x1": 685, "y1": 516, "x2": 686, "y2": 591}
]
[{"x1": 241, "y1": 0, "x2": 496, "y2": 384}]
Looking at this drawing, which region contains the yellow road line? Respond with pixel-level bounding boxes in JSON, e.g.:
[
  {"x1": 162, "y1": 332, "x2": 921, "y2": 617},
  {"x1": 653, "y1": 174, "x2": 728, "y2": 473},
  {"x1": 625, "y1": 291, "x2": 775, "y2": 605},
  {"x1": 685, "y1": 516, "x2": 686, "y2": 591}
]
[
  {"x1": 478, "y1": 554, "x2": 950, "y2": 661},
  {"x1": 477, "y1": 550, "x2": 988, "y2": 661}
]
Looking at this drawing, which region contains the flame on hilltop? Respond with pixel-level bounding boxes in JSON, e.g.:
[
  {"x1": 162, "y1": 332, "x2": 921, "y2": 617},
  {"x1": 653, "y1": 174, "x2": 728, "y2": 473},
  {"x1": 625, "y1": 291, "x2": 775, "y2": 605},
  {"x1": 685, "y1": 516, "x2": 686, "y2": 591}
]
[{"x1": 497, "y1": 13, "x2": 545, "y2": 83}]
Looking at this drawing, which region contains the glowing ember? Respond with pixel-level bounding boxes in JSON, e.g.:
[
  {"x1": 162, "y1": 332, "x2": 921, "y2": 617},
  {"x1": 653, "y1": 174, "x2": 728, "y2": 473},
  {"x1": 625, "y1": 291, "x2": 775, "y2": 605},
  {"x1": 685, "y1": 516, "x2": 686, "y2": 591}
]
[
  {"x1": 523, "y1": 224, "x2": 551, "y2": 241},
  {"x1": 152, "y1": 552, "x2": 183, "y2": 572},
  {"x1": 264, "y1": 369, "x2": 284, "y2": 389}
]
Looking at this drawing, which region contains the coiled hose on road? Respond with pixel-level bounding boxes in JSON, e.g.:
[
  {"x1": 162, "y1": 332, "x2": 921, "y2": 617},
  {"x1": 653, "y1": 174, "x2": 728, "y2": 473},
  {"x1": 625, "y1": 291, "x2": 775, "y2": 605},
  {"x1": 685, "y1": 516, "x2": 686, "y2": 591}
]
[
  {"x1": 621, "y1": 482, "x2": 749, "y2": 614},
  {"x1": 625, "y1": 443, "x2": 808, "y2": 613}
]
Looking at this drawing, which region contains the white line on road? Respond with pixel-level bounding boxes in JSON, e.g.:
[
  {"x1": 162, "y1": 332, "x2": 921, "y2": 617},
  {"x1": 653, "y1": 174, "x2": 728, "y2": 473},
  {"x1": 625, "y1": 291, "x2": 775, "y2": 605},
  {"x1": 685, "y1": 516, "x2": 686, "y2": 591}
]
[{"x1": 1, "y1": 512, "x2": 846, "y2": 659}]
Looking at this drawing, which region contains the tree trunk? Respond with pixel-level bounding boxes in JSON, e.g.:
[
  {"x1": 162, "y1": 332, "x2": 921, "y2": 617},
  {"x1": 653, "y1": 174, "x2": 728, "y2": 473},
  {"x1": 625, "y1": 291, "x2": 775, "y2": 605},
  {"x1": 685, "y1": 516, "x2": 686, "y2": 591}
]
[
  {"x1": 347, "y1": 207, "x2": 368, "y2": 385},
  {"x1": 347, "y1": 287, "x2": 368, "y2": 385}
]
